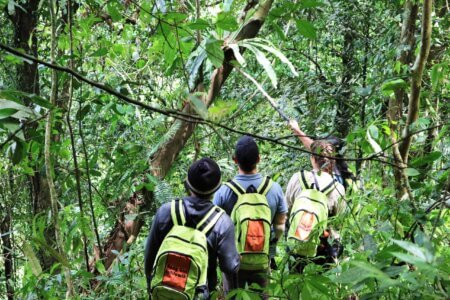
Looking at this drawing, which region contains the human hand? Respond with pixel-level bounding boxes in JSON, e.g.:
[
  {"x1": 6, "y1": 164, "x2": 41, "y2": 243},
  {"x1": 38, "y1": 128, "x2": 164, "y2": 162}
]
[{"x1": 289, "y1": 120, "x2": 300, "y2": 133}]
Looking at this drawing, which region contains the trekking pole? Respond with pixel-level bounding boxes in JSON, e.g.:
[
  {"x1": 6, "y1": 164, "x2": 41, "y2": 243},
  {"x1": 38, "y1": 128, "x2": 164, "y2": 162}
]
[{"x1": 236, "y1": 67, "x2": 290, "y2": 122}]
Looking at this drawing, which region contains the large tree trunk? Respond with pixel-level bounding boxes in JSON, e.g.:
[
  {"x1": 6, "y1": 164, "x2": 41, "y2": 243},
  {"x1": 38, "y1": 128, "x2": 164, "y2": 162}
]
[
  {"x1": 7, "y1": 0, "x2": 57, "y2": 271},
  {"x1": 98, "y1": 0, "x2": 275, "y2": 273},
  {"x1": 1, "y1": 213, "x2": 14, "y2": 300}
]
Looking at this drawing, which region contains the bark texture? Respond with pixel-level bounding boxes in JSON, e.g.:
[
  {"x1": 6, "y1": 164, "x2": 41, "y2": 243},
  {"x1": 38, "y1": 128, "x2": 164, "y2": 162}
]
[
  {"x1": 1, "y1": 213, "x2": 14, "y2": 300},
  {"x1": 7, "y1": 0, "x2": 57, "y2": 270},
  {"x1": 389, "y1": 0, "x2": 433, "y2": 200}
]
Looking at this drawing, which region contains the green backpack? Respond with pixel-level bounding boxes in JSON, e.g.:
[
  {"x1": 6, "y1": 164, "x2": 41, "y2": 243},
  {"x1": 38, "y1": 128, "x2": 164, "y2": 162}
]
[
  {"x1": 225, "y1": 177, "x2": 272, "y2": 270},
  {"x1": 151, "y1": 199, "x2": 224, "y2": 300},
  {"x1": 287, "y1": 171, "x2": 335, "y2": 257}
]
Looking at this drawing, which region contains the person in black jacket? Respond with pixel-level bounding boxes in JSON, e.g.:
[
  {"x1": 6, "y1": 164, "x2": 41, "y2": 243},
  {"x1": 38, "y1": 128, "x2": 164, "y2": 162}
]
[{"x1": 144, "y1": 158, "x2": 240, "y2": 298}]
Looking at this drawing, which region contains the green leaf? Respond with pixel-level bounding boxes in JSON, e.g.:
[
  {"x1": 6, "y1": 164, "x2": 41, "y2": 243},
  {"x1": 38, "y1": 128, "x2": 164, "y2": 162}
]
[
  {"x1": 96, "y1": 261, "x2": 106, "y2": 274},
  {"x1": 296, "y1": 19, "x2": 317, "y2": 39},
  {"x1": 187, "y1": 48, "x2": 207, "y2": 89},
  {"x1": 392, "y1": 239, "x2": 432, "y2": 262},
  {"x1": 215, "y1": 12, "x2": 238, "y2": 31},
  {"x1": 31, "y1": 96, "x2": 52, "y2": 109},
  {"x1": 11, "y1": 140, "x2": 25, "y2": 164},
  {"x1": 187, "y1": 18, "x2": 210, "y2": 30},
  {"x1": 92, "y1": 48, "x2": 108, "y2": 57},
  {"x1": 208, "y1": 99, "x2": 238, "y2": 121},
  {"x1": 411, "y1": 151, "x2": 442, "y2": 167},
  {"x1": 23, "y1": 242, "x2": 42, "y2": 276},
  {"x1": 107, "y1": 1, "x2": 122, "y2": 22},
  {"x1": 430, "y1": 64, "x2": 440, "y2": 89},
  {"x1": 246, "y1": 39, "x2": 298, "y2": 76},
  {"x1": 205, "y1": 38, "x2": 224, "y2": 68},
  {"x1": 165, "y1": 12, "x2": 188, "y2": 22},
  {"x1": 0, "y1": 0, "x2": 8, "y2": 10},
  {"x1": 240, "y1": 43, "x2": 277, "y2": 87},
  {"x1": 381, "y1": 78, "x2": 408, "y2": 95},
  {"x1": 0, "y1": 108, "x2": 18, "y2": 119},
  {"x1": 404, "y1": 168, "x2": 420, "y2": 177},
  {"x1": 76, "y1": 104, "x2": 91, "y2": 120},
  {"x1": 300, "y1": 0, "x2": 324, "y2": 8},
  {"x1": 368, "y1": 125, "x2": 379, "y2": 139}
]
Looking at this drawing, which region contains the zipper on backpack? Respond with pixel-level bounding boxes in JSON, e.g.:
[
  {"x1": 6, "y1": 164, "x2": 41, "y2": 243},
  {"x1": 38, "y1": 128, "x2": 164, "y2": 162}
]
[{"x1": 166, "y1": 235, "x2": 208, "y2": 252}]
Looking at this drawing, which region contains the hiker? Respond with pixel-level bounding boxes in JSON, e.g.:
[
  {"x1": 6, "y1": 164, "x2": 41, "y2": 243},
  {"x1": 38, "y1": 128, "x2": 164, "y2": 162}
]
[
  {"x1": 213, "y1": 136, "x2": 287, "y2": 298},
  {"x1": 289, "y1": 120, "x2": 359, "y2": 192},
  {"x1": 285, "y1": 139, "x2": 346, "y2": 272},
  {"x1": 144, "y1": 158, "x2": 240, "y2": 299}
]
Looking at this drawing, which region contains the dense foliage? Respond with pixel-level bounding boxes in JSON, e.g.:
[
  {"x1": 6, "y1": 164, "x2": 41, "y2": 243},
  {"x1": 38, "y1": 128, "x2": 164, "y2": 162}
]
[{"x1": 0, "y1": 0, "x2": 449, "y2": 299}]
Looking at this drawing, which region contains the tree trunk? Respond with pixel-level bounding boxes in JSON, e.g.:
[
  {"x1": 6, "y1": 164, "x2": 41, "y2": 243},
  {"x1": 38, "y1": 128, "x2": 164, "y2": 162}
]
[
  {"x1": 388, "y1": 1, "x2": 418, "y2": 198},
  {"x1": 0, "y1": 214, "x2": 14, "y2": 300},
  {"x1": 7, "y1": 0, "x2": 57, "y2": 271},
  {"x1": 399, "y1": 0, "x2": 433, "y2": 163},
  {"x1": 389, "y1": 0, "x2": 433, "y2": 201},
  {"x1": 97, "y1": 0, "x2": 275, "y2": 273}
]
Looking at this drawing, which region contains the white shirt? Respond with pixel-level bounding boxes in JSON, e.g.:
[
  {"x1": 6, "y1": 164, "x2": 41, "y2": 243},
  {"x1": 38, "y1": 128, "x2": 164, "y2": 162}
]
[{"x1": 285, "y1": 170, "x2": 346, "y2": 217}]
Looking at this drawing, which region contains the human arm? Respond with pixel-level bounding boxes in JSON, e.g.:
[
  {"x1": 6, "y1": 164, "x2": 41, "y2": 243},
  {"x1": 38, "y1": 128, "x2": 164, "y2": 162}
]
[
  {"x1": 143, "y1": 205, "x2": 172, "y2": 294},
  {"x1": 216, "y1": 216, "x2": 240, "y2": 292},
  {"x1": 289, "y1": 120, "x2": 314, "y2": 150},
  {"x1": 272, "y1": 212, "x2": 286, "y2": 240}
]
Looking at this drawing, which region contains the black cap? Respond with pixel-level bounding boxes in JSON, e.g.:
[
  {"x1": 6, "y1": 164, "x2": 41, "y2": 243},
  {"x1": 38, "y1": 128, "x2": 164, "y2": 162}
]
[
  {"x1": 234, "y1": 136, "x2": 259, "y2": 167},
  {"x1": 186, "y1": 158, "x2": 222, "y2": 195}
]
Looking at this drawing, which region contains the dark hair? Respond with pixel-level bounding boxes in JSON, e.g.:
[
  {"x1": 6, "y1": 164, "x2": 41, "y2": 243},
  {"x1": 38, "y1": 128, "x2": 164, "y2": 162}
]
[
  {"x1": 326, "y1": 136, "x2": 356, "y2": 184},
  {"x1": 234, "y1": 136, "x2": 259, "y2": 172},
  {"x1": 237, "y1": 162, "x2": 257, "y2": 173},
  {"x1": 311, "y1": 140, "x2": 335, "y2": 174}
]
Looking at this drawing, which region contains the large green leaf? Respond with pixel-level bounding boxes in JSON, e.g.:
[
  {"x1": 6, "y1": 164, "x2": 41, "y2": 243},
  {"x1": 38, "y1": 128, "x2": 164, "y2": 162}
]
[
  {"x1": 240, "y1": 43, "x2": 277, "y2": 87},
  {"x1": 0, "y1": 108, "x2": 18, "y2": 119},
  {"x1": 245, "y1": 39, "x2": 298, "y2": 76},
  {"x1": 411, "y1": 151, "x2": 442, "y2": 167},
  {"x1": 381, "y1": 78, "x2": 408, "y2": 95},
  {"x1": 215, "y1": 12, "x2": 238, "y2": 31},
  {"x1": 107, "y1": 0, "x2": 122, "y2": 22},
  {"x1": 404, "y1": 168, "x2": 420, "y2": 177},
  {"x1": 296, "y1": 19, "x2": 317, "y2": 39},
  {"x1": 205, "y1": 38, "x2": 224, "y2": 68}
]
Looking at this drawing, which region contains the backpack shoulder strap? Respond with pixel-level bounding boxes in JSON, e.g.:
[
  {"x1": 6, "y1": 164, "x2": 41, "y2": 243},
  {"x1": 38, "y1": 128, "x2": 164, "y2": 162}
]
[
  {"x1": 170, "y1": 199, "x2": 186, "y2": 226},
  {"x1": 319, "y1": 178, "x2": 337, "y2": 195},
  {"x1": 196, "y1": 206, "x2": 224, "y2": 235},
  {"x1": 224, "y1": 180, "x2": 245, "y2": 196},
  {"x1": 257, "y1": 176, "x2": 273, "y2": 196},
  {"x1": 299, "y1": 170, "x2": 311, "y2": 190}
]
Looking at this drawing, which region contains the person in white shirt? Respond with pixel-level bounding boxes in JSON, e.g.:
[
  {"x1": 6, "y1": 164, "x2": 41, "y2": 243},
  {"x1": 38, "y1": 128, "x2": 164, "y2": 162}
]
[{"x1": 285, "y1": 139, "x2": 346, "y2": 271}]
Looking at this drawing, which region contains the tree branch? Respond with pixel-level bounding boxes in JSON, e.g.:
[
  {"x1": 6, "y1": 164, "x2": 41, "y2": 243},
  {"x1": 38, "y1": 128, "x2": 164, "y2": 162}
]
[{"x1": 399, "y1": 0, "x2": 433, "y2": 162}]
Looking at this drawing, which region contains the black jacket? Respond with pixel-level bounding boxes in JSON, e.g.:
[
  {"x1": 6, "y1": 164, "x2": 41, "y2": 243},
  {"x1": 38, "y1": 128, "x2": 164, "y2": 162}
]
[{"x1": 144, "y1": 196, "x2": 240, "y2": 296}]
